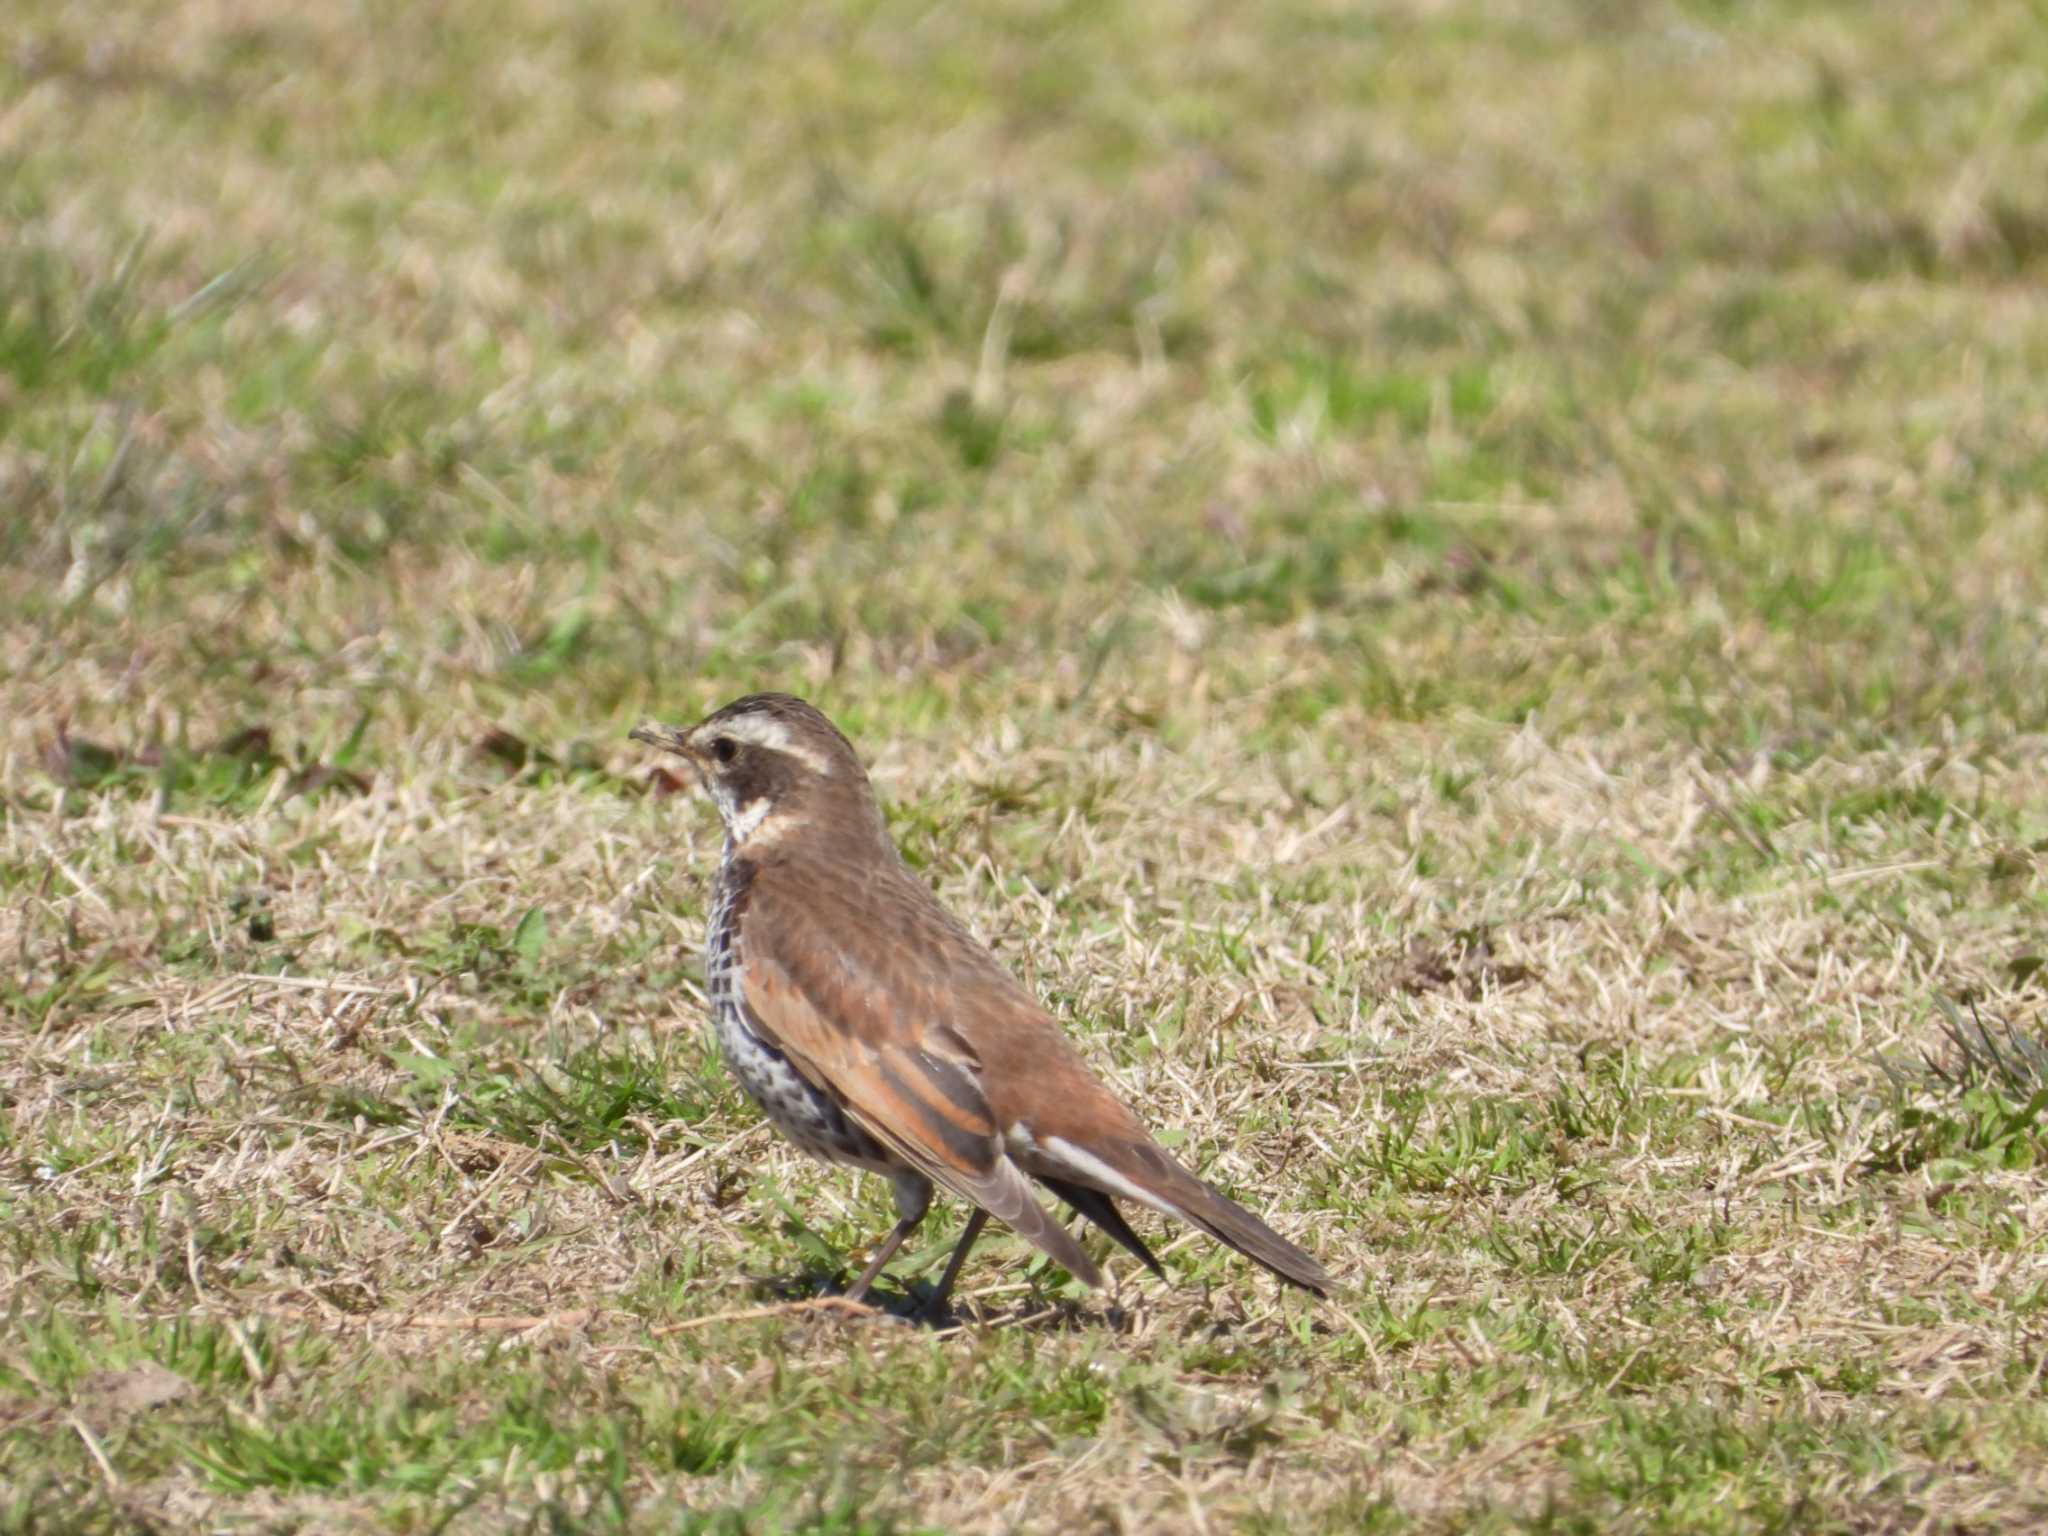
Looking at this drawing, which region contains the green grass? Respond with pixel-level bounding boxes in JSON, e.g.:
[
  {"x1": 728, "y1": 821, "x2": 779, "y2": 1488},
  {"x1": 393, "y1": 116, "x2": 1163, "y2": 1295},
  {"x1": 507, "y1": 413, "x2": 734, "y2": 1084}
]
[{"x1": 5, "y1": 0, "x2": 2048, "y2": 1530}]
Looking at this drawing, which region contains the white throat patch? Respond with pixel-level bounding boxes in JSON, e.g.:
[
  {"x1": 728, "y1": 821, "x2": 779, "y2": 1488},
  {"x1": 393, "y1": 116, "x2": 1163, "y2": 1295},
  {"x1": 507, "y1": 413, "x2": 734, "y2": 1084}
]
[
  {"x1": 706, "y1": 779, "x2": 797, "y2": 851},
  {"x1": 725, "y1": 796, "x2": 774, "y2": 845}
]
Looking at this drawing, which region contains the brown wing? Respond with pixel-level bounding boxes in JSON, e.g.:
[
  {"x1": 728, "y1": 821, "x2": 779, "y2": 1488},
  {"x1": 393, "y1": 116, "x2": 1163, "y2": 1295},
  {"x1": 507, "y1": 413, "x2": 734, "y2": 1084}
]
[
  {"x1": 737, "y1": 854, "x2": 1102, "y2": 1287},
  {"x1": 745, "y1": 843, "x2": 1331, "y2": 1297}
]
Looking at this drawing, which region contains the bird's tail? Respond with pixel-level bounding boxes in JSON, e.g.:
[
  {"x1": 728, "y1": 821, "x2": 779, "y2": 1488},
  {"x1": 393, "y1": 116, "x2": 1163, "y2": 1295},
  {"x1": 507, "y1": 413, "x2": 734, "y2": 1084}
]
[
  {"x1": 1148, "y1": 1156, "x2": 1333, "y2": 1295},
  {"x1": 1032, "y1": 1136, "x2": 1333, "y2": 1295}
]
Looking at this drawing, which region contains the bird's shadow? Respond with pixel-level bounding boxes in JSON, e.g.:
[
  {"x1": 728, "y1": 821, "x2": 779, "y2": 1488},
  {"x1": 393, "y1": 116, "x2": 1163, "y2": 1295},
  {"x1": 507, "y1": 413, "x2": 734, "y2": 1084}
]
[{"x1": 751, "y1": 1267, "x2": 1129, "y2": 1334}]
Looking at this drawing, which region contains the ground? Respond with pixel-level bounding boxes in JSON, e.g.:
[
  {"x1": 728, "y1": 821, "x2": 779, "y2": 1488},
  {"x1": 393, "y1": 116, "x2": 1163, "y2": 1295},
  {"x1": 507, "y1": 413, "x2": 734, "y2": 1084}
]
[{"x1": 4, "y1": 0, "x2": 2048, "y2": 1531}]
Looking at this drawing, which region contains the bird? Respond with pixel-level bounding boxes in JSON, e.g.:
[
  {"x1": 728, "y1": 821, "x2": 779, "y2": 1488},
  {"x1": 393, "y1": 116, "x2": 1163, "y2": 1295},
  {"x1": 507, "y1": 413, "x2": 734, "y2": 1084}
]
[{"x1": 630, "y1": 693, "x2": 1331, "y2": 1312}]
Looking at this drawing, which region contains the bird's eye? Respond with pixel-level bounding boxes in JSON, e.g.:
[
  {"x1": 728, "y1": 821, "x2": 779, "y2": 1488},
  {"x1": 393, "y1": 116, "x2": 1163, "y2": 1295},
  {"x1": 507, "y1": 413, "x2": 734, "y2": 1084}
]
[{"x1": 710, "y1": 737, "x2": 738, "y2": 764}]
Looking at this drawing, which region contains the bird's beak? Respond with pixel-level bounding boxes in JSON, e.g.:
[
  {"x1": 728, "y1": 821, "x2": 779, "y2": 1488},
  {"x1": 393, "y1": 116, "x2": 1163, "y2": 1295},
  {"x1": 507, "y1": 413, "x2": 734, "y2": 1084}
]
[{"x1": 629, "y1": 721, "x2": 697, "y2": 759}]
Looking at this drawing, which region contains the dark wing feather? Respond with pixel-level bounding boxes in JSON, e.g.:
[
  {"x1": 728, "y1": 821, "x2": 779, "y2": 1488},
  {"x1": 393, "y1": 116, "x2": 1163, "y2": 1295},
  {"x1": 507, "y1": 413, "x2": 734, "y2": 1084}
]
[
  {"x1": 1034, "y1": 1138, "x2": 1334, "y2": 1296},
  {"x1": 1040, "y1": 1178, "x2": 1167, "y2": 1282}
]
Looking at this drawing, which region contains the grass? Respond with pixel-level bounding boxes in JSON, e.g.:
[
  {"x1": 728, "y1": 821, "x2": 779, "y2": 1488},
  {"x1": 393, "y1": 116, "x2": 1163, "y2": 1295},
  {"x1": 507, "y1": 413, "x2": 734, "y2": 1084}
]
[{"x1": 4, "y1": 0, "x2": 2048, "y2": 1529}]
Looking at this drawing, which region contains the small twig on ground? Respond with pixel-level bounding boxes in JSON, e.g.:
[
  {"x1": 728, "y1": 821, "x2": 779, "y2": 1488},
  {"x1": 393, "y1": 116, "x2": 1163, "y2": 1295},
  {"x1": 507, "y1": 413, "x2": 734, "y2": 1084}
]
[
  {"x1": 228, "y1": 973, "x2": 401, "y2": 997},
  {"x1": 68, "y1": 1415, "x2": 121, "y2": 1491},
  {"x1": 650, "y1": 1296, "x2": 880, "y2": 1335},
  {"x1": 1463, "y1": 1419, "x2": 1605, "y2": 1482},
  {"x1": 387, "y1": 1309, "x2": 607, "y2": 1333}
]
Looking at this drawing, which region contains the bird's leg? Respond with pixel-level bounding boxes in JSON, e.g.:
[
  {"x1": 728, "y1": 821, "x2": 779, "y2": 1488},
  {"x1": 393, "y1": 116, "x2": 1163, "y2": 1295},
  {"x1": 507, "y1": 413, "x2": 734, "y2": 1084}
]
[
  {"x1": 844, "y1": 1170, "x2": 934, "y2": 1305},
  {"x1": 921, "y1": 1208, "x2": 991, "y2": 1315},
  {"x1": 843, "y1": 1215, "x2": 922, "y2": 1303}
]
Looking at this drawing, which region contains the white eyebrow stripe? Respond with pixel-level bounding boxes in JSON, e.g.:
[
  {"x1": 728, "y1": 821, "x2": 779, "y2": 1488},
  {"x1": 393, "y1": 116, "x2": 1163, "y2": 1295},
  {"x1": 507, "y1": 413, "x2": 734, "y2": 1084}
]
[{"x1": 717, "y1": 713, "x2": 834, "y2": 775}]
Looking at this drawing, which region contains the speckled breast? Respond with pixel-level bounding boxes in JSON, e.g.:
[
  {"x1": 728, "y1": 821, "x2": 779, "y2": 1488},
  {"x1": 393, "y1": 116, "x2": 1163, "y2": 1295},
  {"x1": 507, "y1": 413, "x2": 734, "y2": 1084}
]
[{"x1": 706, "y1": 850, "x2": 890, "y2": 1170}]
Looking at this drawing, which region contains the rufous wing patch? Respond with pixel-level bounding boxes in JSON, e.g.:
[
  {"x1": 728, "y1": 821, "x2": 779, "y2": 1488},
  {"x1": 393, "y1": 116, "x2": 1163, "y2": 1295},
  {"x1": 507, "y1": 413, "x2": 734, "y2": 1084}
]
[{"x1": 738, "y1": 935, "x2": 1103, "y2": 1287}]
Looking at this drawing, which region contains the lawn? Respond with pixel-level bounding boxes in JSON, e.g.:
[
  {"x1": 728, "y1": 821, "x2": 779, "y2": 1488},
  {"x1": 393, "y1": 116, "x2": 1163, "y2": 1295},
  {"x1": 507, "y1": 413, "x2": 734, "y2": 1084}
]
[{"x1": 4, "y1": 0, "x2": 2048, "y2": 1530}]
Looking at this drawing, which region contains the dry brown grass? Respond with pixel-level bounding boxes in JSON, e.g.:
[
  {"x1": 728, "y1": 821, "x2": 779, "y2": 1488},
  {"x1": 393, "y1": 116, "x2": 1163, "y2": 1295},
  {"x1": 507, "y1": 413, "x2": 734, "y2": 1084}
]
[
  {"x1": 7, "y1": 0, "x2": 2048, "y2": 1530},
  {"x1": 8, "y1": 702, "x2": 2046, "y2": 1530}
]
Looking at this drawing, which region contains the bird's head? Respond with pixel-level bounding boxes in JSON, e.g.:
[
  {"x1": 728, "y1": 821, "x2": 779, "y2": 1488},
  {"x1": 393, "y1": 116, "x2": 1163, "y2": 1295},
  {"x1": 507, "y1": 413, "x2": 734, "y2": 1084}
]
[{"x1": 630, "y1": 693, "x2": 878, "y2": 848}]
